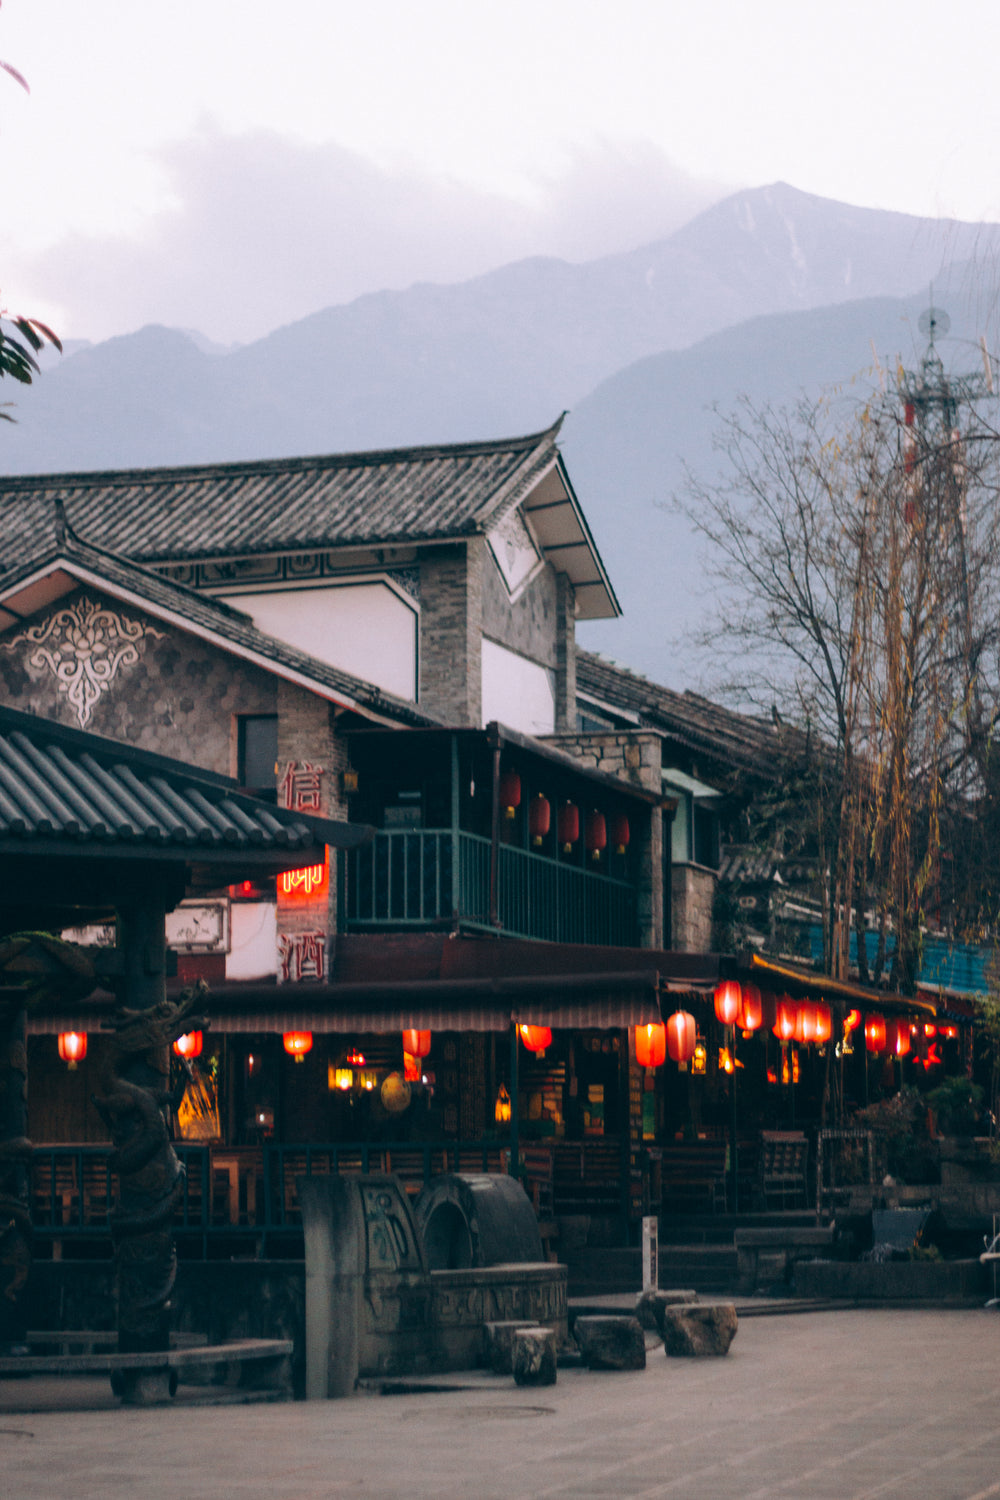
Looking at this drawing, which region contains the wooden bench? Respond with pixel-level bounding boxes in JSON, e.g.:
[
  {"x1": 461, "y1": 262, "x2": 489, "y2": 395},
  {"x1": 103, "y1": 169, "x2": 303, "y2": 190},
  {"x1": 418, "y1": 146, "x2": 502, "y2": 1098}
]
[
  {"x1": 657, "y1": 1141, "x2": 729, "y2": 1213},
  {"x1": 759, "y1": 1131, "x2": 809, "y2": 1208}
]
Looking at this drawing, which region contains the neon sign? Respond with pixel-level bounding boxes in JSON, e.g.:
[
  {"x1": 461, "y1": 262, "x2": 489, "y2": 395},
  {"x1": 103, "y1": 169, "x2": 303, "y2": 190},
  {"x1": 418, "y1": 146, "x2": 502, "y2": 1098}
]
[{"x1": 279, "y1": 853, "x2": 329, "y2": 901}]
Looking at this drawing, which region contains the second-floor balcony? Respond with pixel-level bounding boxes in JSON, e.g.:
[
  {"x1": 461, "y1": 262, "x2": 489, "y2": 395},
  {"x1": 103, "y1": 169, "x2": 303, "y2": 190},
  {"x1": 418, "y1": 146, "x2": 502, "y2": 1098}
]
[
  {"x1": 342, "y1": 723, "x2": 660, "y2": 948},
  {"x1": 346, "y1": 826, "x2": 637, "y2": 945}
]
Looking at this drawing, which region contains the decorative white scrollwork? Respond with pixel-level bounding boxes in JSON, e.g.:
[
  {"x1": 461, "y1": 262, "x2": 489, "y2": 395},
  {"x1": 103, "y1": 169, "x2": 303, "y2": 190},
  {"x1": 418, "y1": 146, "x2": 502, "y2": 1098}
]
[{"x1": 1, "y1": 597, "x2": 162, "y2": 727}]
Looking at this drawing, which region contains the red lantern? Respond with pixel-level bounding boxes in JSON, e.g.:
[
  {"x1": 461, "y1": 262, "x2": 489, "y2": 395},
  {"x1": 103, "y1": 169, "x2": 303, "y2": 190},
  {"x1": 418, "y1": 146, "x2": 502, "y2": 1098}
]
[
  {"x1": 844, "y1": 1008, "x2": 862, "y2": 1039},
  {"x1": 499, "y1": 770, "x2": 521, "y2": 820},
  {"x1": 941, "y1": 1023, "x2": 959, "y2": 1041},
  {"x1": 635, "y1": 1022, "x2": 667, "y2": 1068},
  {"x1": 814, "y1": 1005, "x2": 832, "y2": 1045},
  {"x1": 794, "y1": 1001, "x2": 818, "y2": 1045},
  {"x1": 283, "y1": 1030, "x2": 313, "y2": 1062},
  {"x1": 403, "y1": 1052, "x2": 421, "y2": 1082},
  {"x1": 402, "y1": 1029, "x2": 431, "y2": 1059},
  {"x1": 518, "y1": 1025, "x2": 552, "y2": 1053},
  {"x1": 585, "y1": 810, "x2": 607, "y2": 861},
  {"x1": 557, "y1": 802, "x2": 579, "y2": 852},
  {"x1": 612, "y1": 813, "x2": 630, "y2": 856},
  {"x1": 666, "y1": 1010, "x2": 697, "y2": 1063},
  {"x1": 773, "y1": 997, "x2": 797, "y2": 1042},
  {"x1": 714, "y1": 979, "x2": 741, "y2": 1027},
  {"x1": 887, "y1": 1019, "x2": 911, "y2": 1058},
  {"x1": 865, "y1": 1015, "x2": 886, "y2": 1053},
  {"x1": 57, "y1": 1031, "x2": 87, "y2": 1068},
  {"x1": 528, "y1": 794, "x2": 551, "y2": 846},
  {"x1": 173, "y1": 1030, "x2": 203, "y2": 1060},
  {"x1": 738, "y1": 983, "x2": 763, "y2": 1033}
]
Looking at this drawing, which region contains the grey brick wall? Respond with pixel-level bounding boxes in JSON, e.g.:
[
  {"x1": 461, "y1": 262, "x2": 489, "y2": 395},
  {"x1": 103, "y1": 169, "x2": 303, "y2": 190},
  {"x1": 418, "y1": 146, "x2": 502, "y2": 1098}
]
[
  {"x1": 671, "y1": 864, "x2": 717, "y2": 954},
  {"x1": 418, "y1": 542, "x2": 483, "y2": 725}
]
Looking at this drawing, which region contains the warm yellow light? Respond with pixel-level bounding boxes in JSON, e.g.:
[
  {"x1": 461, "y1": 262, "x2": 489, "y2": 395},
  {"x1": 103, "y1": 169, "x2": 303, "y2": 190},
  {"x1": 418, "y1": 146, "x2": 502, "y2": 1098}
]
[
  {"x1": 335, "y1": 1067, "x2": 354, "y2": 1091},
  {"x1": 692, "y1": 1040, "x2": 707, "y2": 1076},
  {"x1": 494, "y1": 1084, "x2": 511, "y2": 1124}
]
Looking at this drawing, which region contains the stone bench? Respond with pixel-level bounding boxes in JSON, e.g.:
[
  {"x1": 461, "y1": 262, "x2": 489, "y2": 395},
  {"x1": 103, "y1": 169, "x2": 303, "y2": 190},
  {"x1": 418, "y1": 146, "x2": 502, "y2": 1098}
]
[
  {"x1": 661, "y1": 1303, "x2": 738, "y2": 1357},
  {"x1": 512, "y1": 1327, "x2": 556, "y2": 1387},
  {"x1": 0, "y1": 1337, "x2": 294, "y2": 1404},
  {"x1": 574, "y1": 1315, "x2": 645, "y2": 1370},
  {"x1": 483, "y1": 1320, "x2": 541, "y2": 1375},
  {"x1": 734, "y1": 1225, "x2": 836, "y2": 1294}
]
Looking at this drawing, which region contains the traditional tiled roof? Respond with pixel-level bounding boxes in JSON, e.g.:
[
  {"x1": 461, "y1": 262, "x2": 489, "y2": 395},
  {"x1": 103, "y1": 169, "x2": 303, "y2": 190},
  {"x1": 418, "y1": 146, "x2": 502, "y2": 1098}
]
[
  {"x1": 0, "y1": 702, "x2": 369, "y2": 861},
  {"x1": 576, "y1": 650, "x2": 785, "y2": 781},
  {"x1": 0, "y1": 422, "x2": 564, "y2": 562},
  {"x1": 0, "y1": 517, "x2": 441, "y2": 729}
]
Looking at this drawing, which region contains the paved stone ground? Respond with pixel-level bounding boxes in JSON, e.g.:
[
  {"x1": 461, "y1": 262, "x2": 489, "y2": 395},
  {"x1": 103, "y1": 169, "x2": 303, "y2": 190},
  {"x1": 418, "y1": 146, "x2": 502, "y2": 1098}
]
[{"x1": 4, "y1": 1308, "x2": 1000, "y2": 1499}]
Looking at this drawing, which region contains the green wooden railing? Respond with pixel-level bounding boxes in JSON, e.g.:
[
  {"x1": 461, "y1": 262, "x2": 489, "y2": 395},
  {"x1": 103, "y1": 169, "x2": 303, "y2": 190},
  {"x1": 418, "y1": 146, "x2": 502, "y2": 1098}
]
[{"x1": 346, "y1": 828, "x2": 637, "y2": 946}]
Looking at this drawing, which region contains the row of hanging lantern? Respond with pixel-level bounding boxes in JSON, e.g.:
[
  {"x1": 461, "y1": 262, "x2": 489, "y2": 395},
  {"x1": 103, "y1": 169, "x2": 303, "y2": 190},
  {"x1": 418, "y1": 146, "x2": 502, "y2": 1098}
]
[{"x1": 498, "y1": 771, "x2": 630, "y2": 859}]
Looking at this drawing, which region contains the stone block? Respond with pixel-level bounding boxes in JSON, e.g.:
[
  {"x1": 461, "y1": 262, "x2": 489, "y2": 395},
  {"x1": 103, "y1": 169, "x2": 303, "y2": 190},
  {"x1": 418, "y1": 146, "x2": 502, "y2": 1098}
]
[
  {"x1": 483, "y1": 1320, "x2": 541, "y2": 1375},
  {"x1": 662, "y1": 1303, "x2": 738, "y2": 1357},
  {"x1": 512, "y1": 1327, "x2": 557, "y2": 1386},
  {"x1": 573, "y1": 1315, "x2": 646, "y2": 1370},
  {"x1": 635, "y1": 1289, "x2": 698, "y2": 1332}
]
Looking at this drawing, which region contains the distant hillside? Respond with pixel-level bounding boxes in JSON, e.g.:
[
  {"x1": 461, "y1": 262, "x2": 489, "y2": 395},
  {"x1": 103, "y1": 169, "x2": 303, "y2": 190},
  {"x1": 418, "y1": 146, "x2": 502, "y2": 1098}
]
[
  {"x1": 567, "y1": 266, "x2": 994, "y2": 683},
  {"x1": 2, "y1": 185, "x2": 998, "y2": 693},
  {"x1": 3, "y1": 182, "x2": 994, "y2": 477}
]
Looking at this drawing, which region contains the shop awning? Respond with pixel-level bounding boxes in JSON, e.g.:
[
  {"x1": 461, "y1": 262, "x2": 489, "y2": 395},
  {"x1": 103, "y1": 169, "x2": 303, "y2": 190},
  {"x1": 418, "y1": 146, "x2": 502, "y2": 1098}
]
[
  {"x1": 27, "y1": 970, "x2": 665, "y2": 1036},
  {"x1": 741, "y1": 952, "x2": 938, "y2": 1018}
]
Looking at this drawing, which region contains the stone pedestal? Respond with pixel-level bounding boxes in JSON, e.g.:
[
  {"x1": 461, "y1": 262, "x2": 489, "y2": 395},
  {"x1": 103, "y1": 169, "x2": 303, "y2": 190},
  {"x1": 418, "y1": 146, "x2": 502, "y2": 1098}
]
[
  {"x1": 661, "y1": 1303, "x2": 738, "y2": 1357},
  {"x1": 574, "y1": 1315, "x2": 646, "y2": 1370},
  {"x1": 512, "y1": 1327, "x2": 557, "y2": 1386},
  {"x1": 483, "y1": 1320, "x2": 541, "y2": 1375}
]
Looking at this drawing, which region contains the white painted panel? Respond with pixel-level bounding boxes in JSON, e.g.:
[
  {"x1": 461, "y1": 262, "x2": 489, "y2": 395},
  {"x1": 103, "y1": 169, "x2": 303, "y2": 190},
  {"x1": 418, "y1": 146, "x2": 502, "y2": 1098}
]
[
  {"x1": 217, "y1": 581, "x2": 417, "y2": 700},
  {"x1": 481, "y1": 638, "x2": 555, "y2": 735},
  {"x1": 226, "y1": 902, "x2": 277, "y2": 981}
]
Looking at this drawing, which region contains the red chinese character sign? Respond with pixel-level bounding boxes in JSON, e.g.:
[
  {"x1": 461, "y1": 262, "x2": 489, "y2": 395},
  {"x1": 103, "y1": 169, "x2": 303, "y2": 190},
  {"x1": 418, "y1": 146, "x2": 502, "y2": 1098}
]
[
  {"x1": 277, "y1": 931, "x2": 327, "y2": 983},
  {"x1": 279, "y1": 760, "x2": 326, "y2": 813}
]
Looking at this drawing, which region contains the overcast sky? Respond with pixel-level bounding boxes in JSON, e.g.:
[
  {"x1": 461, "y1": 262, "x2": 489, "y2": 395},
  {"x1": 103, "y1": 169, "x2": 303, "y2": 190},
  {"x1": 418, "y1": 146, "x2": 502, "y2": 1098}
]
[{"x1": 3, "y1": 0, "x2": 999, "y2": 346}]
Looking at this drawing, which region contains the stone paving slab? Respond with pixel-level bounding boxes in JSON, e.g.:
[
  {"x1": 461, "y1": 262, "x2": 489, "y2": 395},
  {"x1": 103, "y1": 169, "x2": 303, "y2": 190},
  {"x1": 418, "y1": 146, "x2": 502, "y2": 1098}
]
[{"x1": 4, "y1": 1309, "x2": 1000, "y2": 1499}]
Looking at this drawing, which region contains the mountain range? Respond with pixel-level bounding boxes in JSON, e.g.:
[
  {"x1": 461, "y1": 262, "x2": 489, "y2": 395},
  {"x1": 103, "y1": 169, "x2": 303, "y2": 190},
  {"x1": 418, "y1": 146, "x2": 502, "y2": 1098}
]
[{"x1": 5, "y1": 181, "x2": 999, "y2": 686}]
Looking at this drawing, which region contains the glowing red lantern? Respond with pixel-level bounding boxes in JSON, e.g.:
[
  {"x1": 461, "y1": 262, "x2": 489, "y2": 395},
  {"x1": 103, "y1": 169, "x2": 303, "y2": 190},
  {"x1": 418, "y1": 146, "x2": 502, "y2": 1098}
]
[
  {"x1": 814, "y1": 1005, "x2": 832, "y2": 1045},
  {"x1": 865, "y1": 1015, "x2": 886, "y2": 1053},
  {"x1": 173, "y1": 1030, "x2": 203, "y2": 1060},
  {"x1": 612, "y1": 813, "x2": 630, "y2": 856},
  {"x1": 666, "y1": 1010, "x2": 697, "y2": 1063},
  {"x1": 499, "y1": 770, "x2": 521, "y2": 820},
  {"x1": 403, "y1": 1052, "x2": 421, "y2": 1082},
  {"x1": 887, "y1": 1019, "x2": 911, "y2": 1057},
  {"x1": 714, "y1": 979, "x2": 742, "y2": 1026},
  {"x1": 844, "y1": 1008, "x2": 862, "y2": 1039},
  {"x1": 557, "y1": 802, "x2": 579, "y2": 852},
  {"x1": 738, "y1": 983, "x2": 763, "y2": 1033},
  {"x1": 529, "y1": 794, "x2": 551, "y2": 846},
  {"x1": 941, "y1": 1023, "x2": 959, "y2": 1040},
  {"x1": 794, "y1": 1001, "x2": 818, "y2": 1045},
  {"x1": 518, "y1": 1025, "x2": 552, "y2": 1053},
  {"x1": 57, "y1": 1031, "x2": 87, "y2": 1068},
  {"x1": 402, "y1": 1029, "x2": 431, "y2": 1059},
  {"x1": 635, "y1": 1022, "x2": 667, "y2": 1068},
  {"x1": 773, "y1": 998, "x2": 797, "y2": 1042},
  {"x1": 283, "y1": 1030, "x2": 313, "y2": 1062}
]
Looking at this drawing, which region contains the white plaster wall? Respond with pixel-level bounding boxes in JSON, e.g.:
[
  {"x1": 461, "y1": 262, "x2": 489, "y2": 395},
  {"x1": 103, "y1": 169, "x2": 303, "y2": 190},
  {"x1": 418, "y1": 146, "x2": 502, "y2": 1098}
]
[
  {"x1": 481, "y1": 638, "x2": 556, "y2": 735},
  {"x1": 226, "y1": 901, "x2": 277, "y2": 981},
  {"x1": 217, "y1": 582, "x2": 417, "y2": 700}
]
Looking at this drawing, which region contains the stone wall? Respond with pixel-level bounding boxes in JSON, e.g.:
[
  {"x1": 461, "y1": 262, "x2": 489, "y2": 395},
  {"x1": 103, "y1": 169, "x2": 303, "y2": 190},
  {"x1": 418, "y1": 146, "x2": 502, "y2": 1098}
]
[
  {"x1": 671, "y1": 863, "x2": 717, "y2": 954},
  {"x1": 0, "y1": 586, "x2": 276, "y2": 775}
]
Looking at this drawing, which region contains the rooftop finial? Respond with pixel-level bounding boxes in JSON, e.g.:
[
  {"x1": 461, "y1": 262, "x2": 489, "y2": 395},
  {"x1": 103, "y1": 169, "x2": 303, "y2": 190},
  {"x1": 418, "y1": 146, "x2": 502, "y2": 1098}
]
[{"x1": 52, "y1": 494, "x2": 67, "y2": 544}]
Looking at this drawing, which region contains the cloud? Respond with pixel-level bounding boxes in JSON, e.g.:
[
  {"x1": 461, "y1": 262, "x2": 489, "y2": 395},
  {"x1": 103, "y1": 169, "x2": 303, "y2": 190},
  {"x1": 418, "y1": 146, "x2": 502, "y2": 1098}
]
[{"x1": 23, "y1": 122, "x2": 727, "y2": 345}]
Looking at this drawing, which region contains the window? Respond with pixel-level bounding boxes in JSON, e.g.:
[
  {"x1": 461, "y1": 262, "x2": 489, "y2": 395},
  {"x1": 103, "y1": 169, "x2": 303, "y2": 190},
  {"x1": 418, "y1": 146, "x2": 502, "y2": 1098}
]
[{"x1": 238, "y1": 715, "x2": 278, "y2": 800}]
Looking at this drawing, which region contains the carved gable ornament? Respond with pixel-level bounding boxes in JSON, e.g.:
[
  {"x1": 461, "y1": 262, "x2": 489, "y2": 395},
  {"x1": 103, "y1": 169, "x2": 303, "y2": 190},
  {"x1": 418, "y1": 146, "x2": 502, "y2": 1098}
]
[{"x1": 1, "y1": 597, "x2": 163, "y2": 728}]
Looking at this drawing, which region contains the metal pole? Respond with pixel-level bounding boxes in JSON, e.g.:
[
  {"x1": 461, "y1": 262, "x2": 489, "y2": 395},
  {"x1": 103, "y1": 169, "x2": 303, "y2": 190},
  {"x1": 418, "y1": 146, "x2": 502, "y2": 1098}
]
[
  {"x1": 730, "y1": 1022, "x2": 738, "y2": 1212},
  {"x1": 509, "y1": 1020, "x2": 520, "y2": 1178}
]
